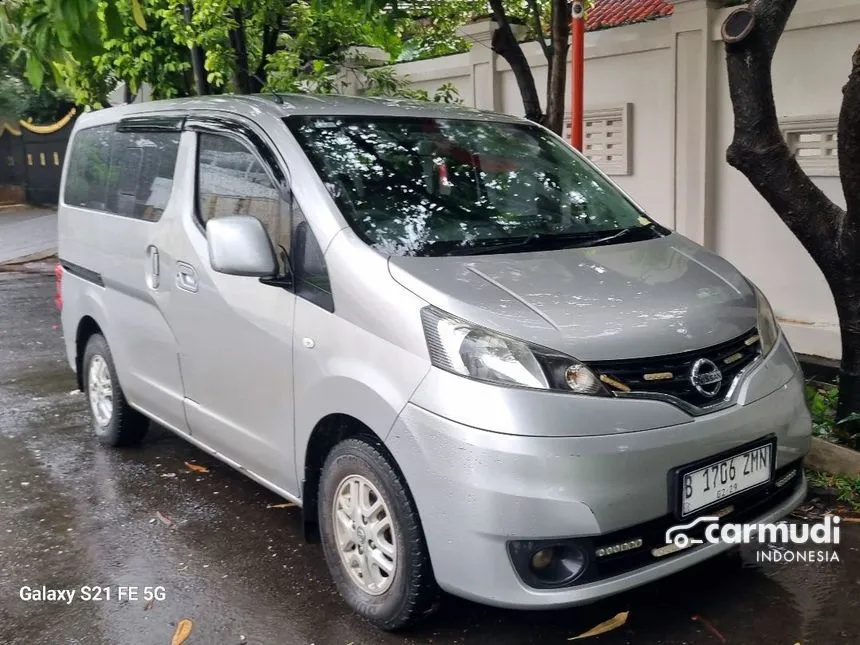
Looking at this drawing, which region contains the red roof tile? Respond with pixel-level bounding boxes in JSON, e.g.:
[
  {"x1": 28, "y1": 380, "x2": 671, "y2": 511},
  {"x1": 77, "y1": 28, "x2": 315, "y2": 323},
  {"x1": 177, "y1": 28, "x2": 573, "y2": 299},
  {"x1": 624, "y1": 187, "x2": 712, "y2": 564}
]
[{"x1": 586, "y1": 0, "x2": 674, "y2": 31}]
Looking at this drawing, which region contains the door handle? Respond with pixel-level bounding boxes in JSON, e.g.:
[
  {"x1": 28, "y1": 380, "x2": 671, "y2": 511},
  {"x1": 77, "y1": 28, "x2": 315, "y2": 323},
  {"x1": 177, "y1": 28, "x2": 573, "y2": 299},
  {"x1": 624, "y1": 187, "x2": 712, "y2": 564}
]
[
  {"x1": 176, "y1": 262, "x2": 198, "y2": 293},
  {"x1": 145, "y1": 245, "x2": 160, "y2": 289}
]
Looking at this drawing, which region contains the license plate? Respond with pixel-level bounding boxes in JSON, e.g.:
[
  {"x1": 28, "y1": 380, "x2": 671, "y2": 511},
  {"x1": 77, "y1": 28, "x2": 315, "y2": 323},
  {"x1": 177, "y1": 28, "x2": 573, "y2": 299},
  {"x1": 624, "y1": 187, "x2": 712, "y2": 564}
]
[{"x1": 677, "y1": 441, "x2": 774, "y2": 517}]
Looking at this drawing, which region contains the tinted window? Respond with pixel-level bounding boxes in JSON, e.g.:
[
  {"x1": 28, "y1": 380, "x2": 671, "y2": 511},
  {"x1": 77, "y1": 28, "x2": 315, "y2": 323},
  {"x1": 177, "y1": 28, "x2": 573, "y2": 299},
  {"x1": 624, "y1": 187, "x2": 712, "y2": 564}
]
[
  {"x1": 287, "y1": 116, "x2": 659, "y2": 257},
  {"x1": 64, "y1": 125, "x2": 179, "y2": 221},
  {"x1": 64, "y1": 125, "x2": 115, "y2": 211},
  {"x1": 107, "y1": 132, "x2": 180, "y2": 221},
  {"x1": 197, "y1": 133, "x2": 290, "y2": 253}
]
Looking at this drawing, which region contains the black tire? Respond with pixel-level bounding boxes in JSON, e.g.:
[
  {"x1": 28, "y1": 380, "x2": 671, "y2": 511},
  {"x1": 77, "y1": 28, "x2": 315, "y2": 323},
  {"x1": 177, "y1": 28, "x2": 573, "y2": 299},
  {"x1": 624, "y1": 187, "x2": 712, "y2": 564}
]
[
  {"x1": 82, "y1": 333, "x2": 149, "y2": 447},
  {"x1": 318, "y1": 437, "x2": 438, "y2": 630}
]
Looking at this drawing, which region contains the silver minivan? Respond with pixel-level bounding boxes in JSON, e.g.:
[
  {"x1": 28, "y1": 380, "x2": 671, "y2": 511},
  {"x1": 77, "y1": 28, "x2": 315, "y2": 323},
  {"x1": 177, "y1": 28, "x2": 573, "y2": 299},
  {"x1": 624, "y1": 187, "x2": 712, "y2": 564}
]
[{"x1": 58, "y1": 95, "x2": 811, "y2": 630}]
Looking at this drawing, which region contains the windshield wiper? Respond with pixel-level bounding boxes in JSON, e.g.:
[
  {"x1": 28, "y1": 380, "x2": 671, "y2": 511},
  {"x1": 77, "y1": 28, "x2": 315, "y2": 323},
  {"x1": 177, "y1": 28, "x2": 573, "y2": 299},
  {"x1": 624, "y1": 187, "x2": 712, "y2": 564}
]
[
  {"x1": 578, "y1": 227, "x2": 635, "y2": 247},
  {"x1": 450, "y1": 233, "x2": 560, "y2": 256},
  {"x1": 573, "y1": 223, "x2": 663, "y2": 248},
  {"x1": 432, "y1": 225, "x2": 660, "y2": 257}
]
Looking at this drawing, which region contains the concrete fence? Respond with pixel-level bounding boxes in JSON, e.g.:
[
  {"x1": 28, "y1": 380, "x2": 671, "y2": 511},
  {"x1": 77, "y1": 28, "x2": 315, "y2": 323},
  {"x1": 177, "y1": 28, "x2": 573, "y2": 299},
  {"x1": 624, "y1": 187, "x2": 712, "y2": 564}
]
[{"x1": 382, "y1": 0, "x2": 860, "y2": 362}]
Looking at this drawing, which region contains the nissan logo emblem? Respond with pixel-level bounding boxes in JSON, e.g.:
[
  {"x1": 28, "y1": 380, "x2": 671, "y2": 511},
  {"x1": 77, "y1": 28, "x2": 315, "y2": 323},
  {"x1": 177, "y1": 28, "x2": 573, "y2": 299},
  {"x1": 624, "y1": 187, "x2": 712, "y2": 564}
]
[{"x1": 689, "y1": 358, "x2": 723, "y2": 397}]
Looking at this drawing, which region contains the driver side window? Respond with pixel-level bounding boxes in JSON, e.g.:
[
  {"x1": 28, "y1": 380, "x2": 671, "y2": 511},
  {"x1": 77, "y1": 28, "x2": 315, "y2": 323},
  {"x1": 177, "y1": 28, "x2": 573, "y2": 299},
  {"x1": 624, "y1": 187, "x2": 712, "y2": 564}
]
[{"x1": 196, "y1": 133, "x2": 290, "y2": 271}]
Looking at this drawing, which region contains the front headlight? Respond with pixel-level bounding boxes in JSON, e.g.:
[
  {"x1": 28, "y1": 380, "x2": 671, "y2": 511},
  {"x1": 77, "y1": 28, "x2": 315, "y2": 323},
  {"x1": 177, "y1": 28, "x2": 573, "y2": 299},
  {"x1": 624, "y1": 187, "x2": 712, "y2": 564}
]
[
  {"x1": 752, "y1": 284, "x2": 779, "y2": 356},
  {"x1": 420, "y1": 307, "x2": 607, "y2": 394}
]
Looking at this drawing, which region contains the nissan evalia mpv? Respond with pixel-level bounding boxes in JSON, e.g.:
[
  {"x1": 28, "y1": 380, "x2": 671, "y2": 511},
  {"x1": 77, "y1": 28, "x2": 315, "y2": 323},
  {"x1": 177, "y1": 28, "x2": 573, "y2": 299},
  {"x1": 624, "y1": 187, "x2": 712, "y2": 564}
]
[{"x1": 58, "y1": 95, "x2": 811, "y2": 630}]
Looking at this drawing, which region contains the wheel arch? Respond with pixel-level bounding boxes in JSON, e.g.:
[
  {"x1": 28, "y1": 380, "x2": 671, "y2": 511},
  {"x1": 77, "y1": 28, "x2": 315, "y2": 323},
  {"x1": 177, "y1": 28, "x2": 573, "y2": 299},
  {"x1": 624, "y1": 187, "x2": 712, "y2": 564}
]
[
  {"x1": 301, "y1": 413, "x2": 406, "y2": 543},
  {"x1": 74, "y1": 315, "x2": 104, "y2": 391}
]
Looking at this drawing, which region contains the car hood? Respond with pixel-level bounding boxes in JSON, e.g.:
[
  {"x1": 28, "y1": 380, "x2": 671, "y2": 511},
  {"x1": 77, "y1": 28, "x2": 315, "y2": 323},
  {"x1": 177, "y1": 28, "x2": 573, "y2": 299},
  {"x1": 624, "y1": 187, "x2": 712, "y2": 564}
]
[{"x1": 388, "y1": 233, "x2": 757, "y2": 361}]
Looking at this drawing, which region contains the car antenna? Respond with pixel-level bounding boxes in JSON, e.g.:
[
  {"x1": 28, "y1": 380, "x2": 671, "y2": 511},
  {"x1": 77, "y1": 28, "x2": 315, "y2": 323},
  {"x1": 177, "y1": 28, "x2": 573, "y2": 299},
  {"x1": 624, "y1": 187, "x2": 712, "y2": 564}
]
[{"x1": 252, "y1": 74, "x2": 283, "y2": 104}]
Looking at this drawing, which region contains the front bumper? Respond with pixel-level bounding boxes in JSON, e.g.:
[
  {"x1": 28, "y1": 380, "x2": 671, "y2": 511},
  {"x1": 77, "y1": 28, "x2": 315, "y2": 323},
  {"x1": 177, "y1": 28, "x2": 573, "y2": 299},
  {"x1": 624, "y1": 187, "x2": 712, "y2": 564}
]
[{"x1": 384, "y1": 365, "x2": 811, "y2": 609}]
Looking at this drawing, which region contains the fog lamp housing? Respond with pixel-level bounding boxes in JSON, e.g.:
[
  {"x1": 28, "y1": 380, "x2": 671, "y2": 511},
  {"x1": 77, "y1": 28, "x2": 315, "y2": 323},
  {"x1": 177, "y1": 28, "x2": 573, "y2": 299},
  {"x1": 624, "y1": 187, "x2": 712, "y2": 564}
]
[{"x1": 508, "y1": 540, "x2": 589, "y2": 588}]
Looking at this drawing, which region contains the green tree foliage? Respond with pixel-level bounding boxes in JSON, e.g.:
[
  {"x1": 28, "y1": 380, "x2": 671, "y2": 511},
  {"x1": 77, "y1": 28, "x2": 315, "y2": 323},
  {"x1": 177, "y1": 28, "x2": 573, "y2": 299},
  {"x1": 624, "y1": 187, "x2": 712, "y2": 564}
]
[
  {"x1": 0, "y1": 0, "x2": 476, "y2": 106},
  {"x1": 0, "y1": 75, "x2": 29, "y2": 121},
  {"x1": 96, "y1": 0, "x2": 193, "y2": 101},
  {"x1": 262, "y1": 0, "x2": 398, "y2": 93},
  {"x1": 395, "y1": 0, "x2": 484, "y2": 61},
  {"x1": 0, "y1": 0, "x2": 132, "y2": 105},
  {"x1": 0, "y1": 1, "x2": 75, "y2": 120}
]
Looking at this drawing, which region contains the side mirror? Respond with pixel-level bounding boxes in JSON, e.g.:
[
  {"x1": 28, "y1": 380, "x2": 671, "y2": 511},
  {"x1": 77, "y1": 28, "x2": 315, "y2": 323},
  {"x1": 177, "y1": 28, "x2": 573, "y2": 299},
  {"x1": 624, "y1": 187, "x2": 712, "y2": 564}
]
[{"x1": 206, "y1": 216, "x2": 277, "y2": 277}]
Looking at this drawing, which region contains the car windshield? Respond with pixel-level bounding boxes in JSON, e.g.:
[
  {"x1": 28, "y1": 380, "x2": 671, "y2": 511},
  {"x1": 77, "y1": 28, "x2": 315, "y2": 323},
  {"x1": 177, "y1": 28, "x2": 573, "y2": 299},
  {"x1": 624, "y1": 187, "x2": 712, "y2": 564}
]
[{"x1": 286, "y1": 115, "x2": 661, "y2": 257}]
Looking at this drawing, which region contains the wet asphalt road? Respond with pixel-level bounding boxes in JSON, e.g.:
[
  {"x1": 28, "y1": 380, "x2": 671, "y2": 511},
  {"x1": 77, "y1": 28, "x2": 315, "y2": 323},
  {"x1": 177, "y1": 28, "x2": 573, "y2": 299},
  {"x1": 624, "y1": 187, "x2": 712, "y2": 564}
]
[{"x1": 1, "y1": 271, "x2": 860, "y2": 645}]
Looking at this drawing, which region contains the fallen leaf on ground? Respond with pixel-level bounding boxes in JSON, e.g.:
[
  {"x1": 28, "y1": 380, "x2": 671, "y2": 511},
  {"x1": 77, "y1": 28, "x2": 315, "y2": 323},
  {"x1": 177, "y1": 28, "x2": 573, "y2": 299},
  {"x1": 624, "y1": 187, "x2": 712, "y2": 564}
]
[
  {"x1": 161, "y1": 473, "x2": 177, "y2": 479},
  {"x1": 266, "y1": 502, "x2": 297, "y2": 509},
  {"x1": 143, "y1": 598, "x2": 154, "y2": 611},
  {"x1": 185, "y1": 462, "x2": 209, "y2": 474},
  {"x1": 155, "y1": 511, "x2": 177, "y2": 529},
  {"x1": 568, "y1": 611, "x2": 629, "y2": 640},
  {"x1": 692, "y1": 614, "x2": 726, "y2": 644},
  {"x1": 171, "y1": 618, "x2": 193, "y2": 645},
  {"x1": 841, "y1": 517, "x2": 860, "y2": 523}
]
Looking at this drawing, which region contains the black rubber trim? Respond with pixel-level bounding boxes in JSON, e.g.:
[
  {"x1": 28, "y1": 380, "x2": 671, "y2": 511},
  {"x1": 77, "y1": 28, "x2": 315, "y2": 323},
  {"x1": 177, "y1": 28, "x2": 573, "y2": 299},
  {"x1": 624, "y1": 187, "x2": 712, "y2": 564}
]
[
  {"x1": 60, "y1": 260, "x2": 104, "y2": 287},
  {"x1": 117, "y1": 116, "x2": 186, "y2": 132},
  {"x1": 184, "y1": 116, "x2": 287, "y2": 187}
]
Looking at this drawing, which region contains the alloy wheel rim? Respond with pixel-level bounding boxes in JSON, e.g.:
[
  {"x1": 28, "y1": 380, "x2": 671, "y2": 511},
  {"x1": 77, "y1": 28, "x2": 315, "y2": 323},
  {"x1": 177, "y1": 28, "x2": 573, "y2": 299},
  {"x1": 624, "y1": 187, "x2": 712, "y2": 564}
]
[
  {"x1": 87, "y1": 354, "x2": 114, "y2": 428},
  {"x1": 332, "y1": 474, "x2": 397, "y2": 595}
]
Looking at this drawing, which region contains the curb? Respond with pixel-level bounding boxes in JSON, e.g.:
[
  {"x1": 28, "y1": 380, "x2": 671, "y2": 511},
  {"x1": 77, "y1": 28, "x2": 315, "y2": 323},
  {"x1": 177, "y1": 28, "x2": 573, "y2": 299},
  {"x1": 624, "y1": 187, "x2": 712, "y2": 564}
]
[
  {"x1": 0, "y1": 249, "x2": 58, "y2": 266},
  {"x1": 0, "y1": 254, "x2": 58, "y2": 276},
  {"x1": 806, "y1": 437, "x2": 860, "y2": 477}
]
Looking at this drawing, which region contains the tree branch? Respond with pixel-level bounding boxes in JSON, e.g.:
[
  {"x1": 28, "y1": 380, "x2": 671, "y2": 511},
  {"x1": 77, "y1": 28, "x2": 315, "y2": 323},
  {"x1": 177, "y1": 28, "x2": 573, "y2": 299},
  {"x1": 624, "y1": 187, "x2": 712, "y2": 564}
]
[
  {"x1": 526, "y1": 0, "x2": 551, "y2": 62},
  {"x1": 723, "y1": 0, "x2": 843, "y2": 271},
  {"x1": 489, "y1": 0, "x2": 543, "y2": 123}
]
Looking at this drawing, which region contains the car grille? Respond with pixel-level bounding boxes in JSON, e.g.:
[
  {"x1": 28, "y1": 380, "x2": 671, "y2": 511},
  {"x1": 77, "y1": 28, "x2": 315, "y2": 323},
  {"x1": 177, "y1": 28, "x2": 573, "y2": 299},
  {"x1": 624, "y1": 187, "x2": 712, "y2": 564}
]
[{"x1": 590, "y1": 328, "x2": 762, "y2": 410}]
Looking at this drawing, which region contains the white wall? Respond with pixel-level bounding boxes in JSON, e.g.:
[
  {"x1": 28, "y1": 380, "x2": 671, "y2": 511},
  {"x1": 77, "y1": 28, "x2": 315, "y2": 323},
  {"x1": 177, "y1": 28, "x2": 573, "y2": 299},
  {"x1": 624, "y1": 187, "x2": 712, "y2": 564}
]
[
  {"x1": 389, "y1": 53, "x2": 474, "y2": 105},
  {"x1": 386, "y1": 0, "x2": 860, "y2": 360}
]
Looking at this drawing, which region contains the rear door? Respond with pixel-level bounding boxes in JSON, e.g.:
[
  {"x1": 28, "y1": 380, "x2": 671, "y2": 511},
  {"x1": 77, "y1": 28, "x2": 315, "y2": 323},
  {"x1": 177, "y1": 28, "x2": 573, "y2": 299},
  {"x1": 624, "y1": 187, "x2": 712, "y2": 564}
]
[
  {"x1": 61, "y1": 118, "x2": 189, "y2": 434},
  {"x1": 163, "y1": 116, "x2": 298, "y2": 493}
]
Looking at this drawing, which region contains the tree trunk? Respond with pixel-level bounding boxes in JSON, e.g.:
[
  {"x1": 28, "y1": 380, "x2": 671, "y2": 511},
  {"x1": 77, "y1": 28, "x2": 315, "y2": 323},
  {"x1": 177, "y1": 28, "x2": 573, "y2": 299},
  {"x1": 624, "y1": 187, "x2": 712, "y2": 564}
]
[
  {"x1": 489, "y1": 0, "x2": 543, "y2": 123},
  {"x1": 184, "y1": 2, "x2": 210, "y2": 95},
  {"x1": 834, "y1": 44, "x2": 860, "y2": 439},
  {"x1": 190, "y1": 44, "x2": 209, "y2": 95},
  {"x1": 835, "y1": 311, "x2": 860, "y2": 437},
  {"x1": 229, "y1": 8, "x2": 252, "y2": 94},
  {"x1": 251, "y1": 26, "x2": 280, "y2": 92},
  {"x1": 722, "y1": 0, "x2": 860, "y2": 445},
  {"x1": 543, "y1": 0, "x2": 570, "y2": 135}
]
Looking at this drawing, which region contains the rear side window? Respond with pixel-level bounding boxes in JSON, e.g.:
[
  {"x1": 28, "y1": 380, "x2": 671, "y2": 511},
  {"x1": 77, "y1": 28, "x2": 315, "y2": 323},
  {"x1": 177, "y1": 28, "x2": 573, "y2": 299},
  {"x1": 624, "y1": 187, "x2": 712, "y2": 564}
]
[
  {"x1": 64, "y1": 126, "x2": 114, "y2": 211},
  {"x1": 64, "y1": 125, "x2": 180, "y2": 221}
]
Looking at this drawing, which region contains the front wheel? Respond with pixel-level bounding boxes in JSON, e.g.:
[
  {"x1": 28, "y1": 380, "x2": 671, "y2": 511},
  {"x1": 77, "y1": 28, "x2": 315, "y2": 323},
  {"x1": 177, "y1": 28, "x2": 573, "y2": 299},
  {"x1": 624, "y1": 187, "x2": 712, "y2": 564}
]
[
  {"x1": 318, "y1": 438, "x2": 438, "y2": 630},
  {"x1": 82, "y1": 333, "x2": 149, "y2": 447}
]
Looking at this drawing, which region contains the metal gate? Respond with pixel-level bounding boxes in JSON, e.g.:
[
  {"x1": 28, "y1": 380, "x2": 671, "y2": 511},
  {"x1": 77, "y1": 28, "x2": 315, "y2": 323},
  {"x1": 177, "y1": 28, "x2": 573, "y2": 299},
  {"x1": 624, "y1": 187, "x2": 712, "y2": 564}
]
[{"x1": 0, "y1": 109, "x2": 77, "y2": 205}]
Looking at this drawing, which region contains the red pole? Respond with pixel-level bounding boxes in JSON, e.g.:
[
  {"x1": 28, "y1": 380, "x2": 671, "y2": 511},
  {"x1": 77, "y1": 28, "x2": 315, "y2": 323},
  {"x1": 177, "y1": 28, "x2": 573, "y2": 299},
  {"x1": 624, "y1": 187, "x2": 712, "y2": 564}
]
[{"x1": 570, "y1": 3, "x2": 585, "y2": 150}]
